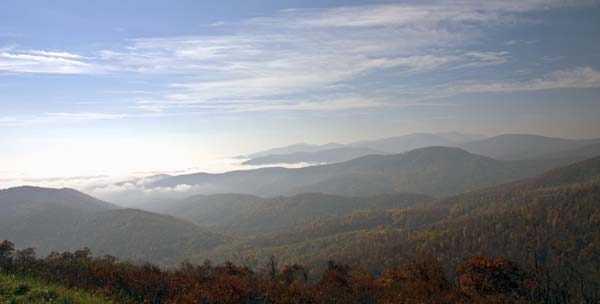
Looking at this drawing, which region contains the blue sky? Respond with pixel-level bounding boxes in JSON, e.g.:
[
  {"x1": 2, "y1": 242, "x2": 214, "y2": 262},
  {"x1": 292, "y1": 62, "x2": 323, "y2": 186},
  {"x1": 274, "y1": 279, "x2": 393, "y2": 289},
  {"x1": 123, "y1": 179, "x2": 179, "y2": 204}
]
[{"x1": 1, "y1": 0, "x2": 600, "y2": 178}]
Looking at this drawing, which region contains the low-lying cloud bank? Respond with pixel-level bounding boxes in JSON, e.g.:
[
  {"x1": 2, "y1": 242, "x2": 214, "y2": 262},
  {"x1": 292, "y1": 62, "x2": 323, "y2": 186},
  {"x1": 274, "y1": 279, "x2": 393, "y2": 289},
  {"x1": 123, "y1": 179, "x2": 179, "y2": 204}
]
[{"x1": 0, "y1": 159, "x2": 316, "y2": 207}]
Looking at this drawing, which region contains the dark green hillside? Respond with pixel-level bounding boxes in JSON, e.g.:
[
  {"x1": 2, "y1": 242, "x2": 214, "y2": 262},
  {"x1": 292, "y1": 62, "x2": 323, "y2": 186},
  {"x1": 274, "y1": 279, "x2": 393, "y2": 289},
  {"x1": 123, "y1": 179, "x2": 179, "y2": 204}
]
[
  {"x1": 159, "y1": 192, "x2": 431, "y2": 237},
  {"x1": 0, "y1": 187, "x2": 227, "y2": 265},
  {"x1": 217, "y1": 192, "x2": 432, "y2": 236},
  {"x1": 153, "y1": 193, "x2": 265, "y2": 227},
  {"x1": 76, "y1": 209, "x2": 228, "y2": 265},
  {"x1": 0, "y1": 186, "x2": 118, "y2": 257}
]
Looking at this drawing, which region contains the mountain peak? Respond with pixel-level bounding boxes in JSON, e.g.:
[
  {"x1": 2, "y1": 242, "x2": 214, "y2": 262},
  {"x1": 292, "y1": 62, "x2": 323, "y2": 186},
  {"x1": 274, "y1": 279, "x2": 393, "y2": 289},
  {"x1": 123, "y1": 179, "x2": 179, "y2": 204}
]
[
  {"x1": 402, "y1": 146, "x2": 481, "y2": 160},
  {"x1": 0, "y1": 185, "x2": 118, "y2": 211}
]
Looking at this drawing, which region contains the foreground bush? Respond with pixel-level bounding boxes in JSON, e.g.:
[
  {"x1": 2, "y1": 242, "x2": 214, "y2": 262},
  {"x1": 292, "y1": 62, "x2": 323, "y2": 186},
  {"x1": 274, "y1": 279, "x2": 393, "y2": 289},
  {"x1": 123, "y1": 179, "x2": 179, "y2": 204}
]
[
  {"x1": 0, "y1": 240, "x2": 596, "y2": 303},
  {"x1": 0, "y1": 272, "x2": 112, "y2": 304}
]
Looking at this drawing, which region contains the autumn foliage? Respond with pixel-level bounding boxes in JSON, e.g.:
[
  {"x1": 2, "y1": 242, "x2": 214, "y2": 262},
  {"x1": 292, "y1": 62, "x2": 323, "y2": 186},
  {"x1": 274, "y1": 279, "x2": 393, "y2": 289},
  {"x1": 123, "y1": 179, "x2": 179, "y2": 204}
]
[{"x1": 1, "y1": 241, "x2": 595, "y2": 304}]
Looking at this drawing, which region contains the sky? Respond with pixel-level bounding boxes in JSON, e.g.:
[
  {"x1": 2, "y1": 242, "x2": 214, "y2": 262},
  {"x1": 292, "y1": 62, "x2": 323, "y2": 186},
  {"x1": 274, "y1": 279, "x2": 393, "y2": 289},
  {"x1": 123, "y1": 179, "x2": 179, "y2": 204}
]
[{"x1": 1, "y1": 0, "x2": 600, "y2": 180}]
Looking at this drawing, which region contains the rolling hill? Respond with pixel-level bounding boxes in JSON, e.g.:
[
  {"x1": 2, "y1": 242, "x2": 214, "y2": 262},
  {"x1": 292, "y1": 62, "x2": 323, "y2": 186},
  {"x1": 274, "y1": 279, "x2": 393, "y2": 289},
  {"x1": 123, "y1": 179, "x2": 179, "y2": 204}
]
[
  {"x1": 220, "y1": 192, "x2": 433, "y2": 236},
  {"x1": 158, "y1": 192, "x2": 433, "y2": 236},
  {"x1": 150, "y1": 146, "x2": 565, "y2": 197},
  {"x1": 202, "y1": 155, "x2": 600, "y2": 281},
  {"x1": 0, "y1": 186, "x2": 227, "y2": 265},
  {"x1": 76, "y1": 209, "x2": 226, "y2": 264},
  {"x1": 150, "y1": 193, "x2": 266, "y2": 227}
]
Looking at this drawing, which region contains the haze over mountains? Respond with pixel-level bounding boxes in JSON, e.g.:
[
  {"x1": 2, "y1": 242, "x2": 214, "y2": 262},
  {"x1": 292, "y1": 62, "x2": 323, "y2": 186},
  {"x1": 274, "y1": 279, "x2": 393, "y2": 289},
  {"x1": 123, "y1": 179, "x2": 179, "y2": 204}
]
[
  {"x1": 241, "y1": 132, "x2": 485, "y2": 166},
  {"x1": 240, "y1": 133, "x2": 600, "y2": 166},
  {"x1": 8, "y1": 132, "x2": 596, "y2": 210},
  {"x1": 148, "y1": 137, "x2": 597, "y2": 198},
  {"x1": 243, "y1": 143, "x2": 346, "y2": 158},
  {"x1": 242, "y1": 147, "x2": 384, "y2": 166},
  {"x1": 2, "y1": 132, "x2": 600, "y2": 269},
  {"x1": 459, "y1": 134, "x2": 600, "y2": 160},
  {"x1": 151, "y1": 146, "x2": 542, "y2": 197}
]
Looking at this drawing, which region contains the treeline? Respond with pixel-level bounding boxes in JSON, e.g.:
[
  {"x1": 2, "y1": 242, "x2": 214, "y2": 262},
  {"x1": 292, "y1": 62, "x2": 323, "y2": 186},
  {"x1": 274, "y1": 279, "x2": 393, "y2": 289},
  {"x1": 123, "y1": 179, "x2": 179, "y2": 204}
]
[{"x1": 1, "y1": 240, "x2": 596, "y2": 304}]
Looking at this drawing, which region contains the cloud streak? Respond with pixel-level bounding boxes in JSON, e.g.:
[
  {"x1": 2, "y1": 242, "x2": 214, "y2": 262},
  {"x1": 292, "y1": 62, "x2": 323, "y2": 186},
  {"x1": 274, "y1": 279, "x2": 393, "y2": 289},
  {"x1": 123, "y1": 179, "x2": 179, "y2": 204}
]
[
  {"x1": 0, "y1": 49, "x2": 101, "y2": 74},
  {"x1": 0, "y1": 112, "x2": 128, "y2": 126},
  {"x1": 106, "y1": 0, "x2": 547, "y2": 113},
  {"x1": 1, "y1": 0, "x2": 596, "y2": 115},
  {"x1": 443, "y1": 67, "x2": 600, "y2": 95}
]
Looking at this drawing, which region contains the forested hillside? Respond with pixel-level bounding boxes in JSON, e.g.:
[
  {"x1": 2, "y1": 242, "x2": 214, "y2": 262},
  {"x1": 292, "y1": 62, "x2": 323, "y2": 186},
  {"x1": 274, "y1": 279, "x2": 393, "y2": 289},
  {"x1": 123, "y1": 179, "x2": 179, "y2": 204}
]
[
  {"x1": 199, "y1": 156, "x2": 600, "y2": 299},
  {"x1": 160, "y1": 192, "x2": 432, "y2": 236},
  {"x1": 0, "y1": 187, "x2": 227, "y2": 264}
]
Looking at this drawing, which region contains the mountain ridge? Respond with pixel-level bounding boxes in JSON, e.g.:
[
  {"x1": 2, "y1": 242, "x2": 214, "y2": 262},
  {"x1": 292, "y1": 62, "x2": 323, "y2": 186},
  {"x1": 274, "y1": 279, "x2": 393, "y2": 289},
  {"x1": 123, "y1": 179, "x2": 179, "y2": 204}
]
[{"x1": 150, "y1": 146, "x2": 567, "y2": 197}]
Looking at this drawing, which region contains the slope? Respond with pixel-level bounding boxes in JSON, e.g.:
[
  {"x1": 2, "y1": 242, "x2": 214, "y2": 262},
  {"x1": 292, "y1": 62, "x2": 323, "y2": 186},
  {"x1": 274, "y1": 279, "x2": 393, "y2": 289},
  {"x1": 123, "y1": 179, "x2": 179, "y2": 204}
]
[
  {"x1": 459, "y1": 133, "x2": 600, "y2": 160},
  {"x1": 202, "y1": 156, "x2": 600, "y2": 279},
  {"x1": 150, "y1": 146, "x2": 562, "y2": 197},
  {"x1": 0, "y1": 186, "x2": 227, "y2": 265}
]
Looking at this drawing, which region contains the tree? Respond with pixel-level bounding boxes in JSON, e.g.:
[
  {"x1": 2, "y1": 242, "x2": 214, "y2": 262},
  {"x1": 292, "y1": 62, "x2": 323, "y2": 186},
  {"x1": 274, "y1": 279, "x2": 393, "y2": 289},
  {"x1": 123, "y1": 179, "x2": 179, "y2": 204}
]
[
  {"x1": 457, "y1": 256, "x2": 527, "y2": 297},
  {"x1": 0, "y1": 240, "x2": 15, "y2": 271}
]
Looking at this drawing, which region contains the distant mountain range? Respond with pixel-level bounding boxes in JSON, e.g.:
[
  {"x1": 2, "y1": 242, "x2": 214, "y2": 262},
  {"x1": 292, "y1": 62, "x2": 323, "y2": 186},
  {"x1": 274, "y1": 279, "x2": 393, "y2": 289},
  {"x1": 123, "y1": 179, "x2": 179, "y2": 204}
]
[
  {"x1": 458, "y1": 133, "x2": 600, "y2": 160},
  {"x1": 241, "y1": 132, "x2": 484, "y2": 165},
  {"x1": 242, "y1": 147, "x2": 384, "y2": 166},
  {"x1": 0, "y1": 186, "x2": 226, "y2": 265},
  {"x1": 240, "y1": 133, "x2": 600, "y2": 166},
  {"x1": 350, "y1": 132, "x2": 479, "y2": 153},
  {"x1": 243, "y1": 142, "x2": 345, "y2": 158},
  {"x1": 149, "y1": 146, "x2": 571, "y2": 197}
]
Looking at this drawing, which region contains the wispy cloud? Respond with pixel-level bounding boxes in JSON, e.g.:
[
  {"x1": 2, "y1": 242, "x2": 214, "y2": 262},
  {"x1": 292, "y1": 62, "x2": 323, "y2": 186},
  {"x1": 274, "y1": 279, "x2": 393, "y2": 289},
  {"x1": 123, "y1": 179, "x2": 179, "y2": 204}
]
[
  {"x1": 229, "y1": 96, "x2": 385, "y2": 112},
  {"x1": 0, "y1": 112, "x2": 128, "y2": 126},
  {"x1": 0, "y1": 49, "x2": 101, "y2": 74},
  {"x1": 106, "y1": 0, "x2": 562, "y2": 113},
  {"x1": 45, "y1": 112, "x2": 128, "y2": 121},
  {"x1": 2, "y1": 0, "x2": 595, "y2": 114},
  {"x1": 443, "y1": 67, "x2": 600, "y2": 95},
  {"x1": 25, "y1": 50, "x2": 86, "y2": 59}
]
